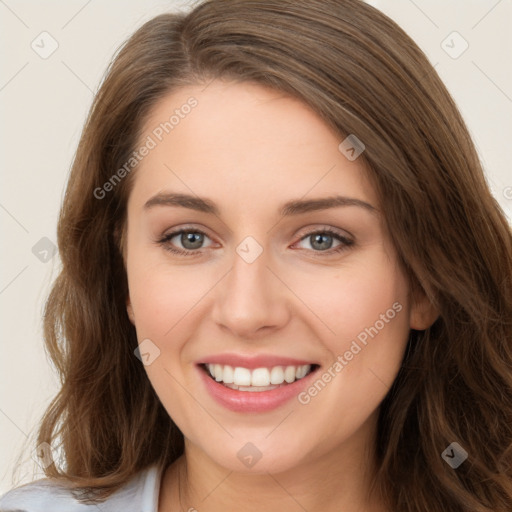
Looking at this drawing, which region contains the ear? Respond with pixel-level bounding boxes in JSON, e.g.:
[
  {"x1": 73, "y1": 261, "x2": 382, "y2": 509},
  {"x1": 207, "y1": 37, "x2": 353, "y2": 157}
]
[
  {"x1": 126, "y1": 297, "x2": 136, "y2": 325},
  {"x1": 409, "y1": 287, "x2": 439, "y2": 330}
]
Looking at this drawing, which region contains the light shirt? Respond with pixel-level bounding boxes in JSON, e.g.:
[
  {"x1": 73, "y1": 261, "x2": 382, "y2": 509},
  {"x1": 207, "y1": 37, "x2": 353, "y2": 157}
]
[{"x1": 0, "y1": 464, "x2": 163, "y2": 512}]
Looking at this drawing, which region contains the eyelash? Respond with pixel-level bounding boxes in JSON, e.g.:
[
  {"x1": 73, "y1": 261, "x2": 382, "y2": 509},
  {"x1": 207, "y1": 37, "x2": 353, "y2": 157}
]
[{"x1": 156, "y1": 226, "x2": 354, "y2": 258}]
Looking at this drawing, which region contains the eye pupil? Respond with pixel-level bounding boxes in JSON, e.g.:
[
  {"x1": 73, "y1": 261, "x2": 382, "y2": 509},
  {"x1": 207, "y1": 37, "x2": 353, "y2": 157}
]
[
  {"x1": 311, "y1": 233, "x2": 333, "y2": 251},
  {"x1": 182, "y1": 232, "x2": 204, "y2": 249}
]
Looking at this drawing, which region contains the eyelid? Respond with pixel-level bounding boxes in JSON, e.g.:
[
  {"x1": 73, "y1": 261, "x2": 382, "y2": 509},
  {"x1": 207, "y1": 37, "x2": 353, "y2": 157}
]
[
  {"x1": 294, "y1": 224, "x2": 354, "y2": 241},
  {"x1": 160, "y1": 224, "x2": 213, "y2": 240}
]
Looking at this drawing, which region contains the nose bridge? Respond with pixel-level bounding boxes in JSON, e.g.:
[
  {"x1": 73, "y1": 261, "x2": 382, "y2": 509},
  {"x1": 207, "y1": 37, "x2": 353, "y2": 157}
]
[{"x1": 212, "y1": 235, "x2": 289, "y2": 337}]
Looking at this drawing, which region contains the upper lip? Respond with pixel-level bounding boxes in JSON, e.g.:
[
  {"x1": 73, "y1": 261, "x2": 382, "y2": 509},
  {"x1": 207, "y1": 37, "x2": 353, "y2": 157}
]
[{"x1": 197, "y1": 353, "x2": 317, "y2": 370}]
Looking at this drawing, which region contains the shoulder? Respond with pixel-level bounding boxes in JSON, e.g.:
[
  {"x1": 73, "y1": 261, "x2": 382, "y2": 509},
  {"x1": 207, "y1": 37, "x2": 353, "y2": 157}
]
[
  {"x1": 0, "y1": 478, "x2": 88, "y2": 512},
  {"x1": 0, "y1": 464, "x2": 163, "y2": 512}
]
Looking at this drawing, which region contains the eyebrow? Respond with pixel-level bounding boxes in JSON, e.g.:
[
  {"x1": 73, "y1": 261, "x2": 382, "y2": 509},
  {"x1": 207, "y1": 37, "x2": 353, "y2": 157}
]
[{"x1": 143, "y1": 192, "x2": 377, "y2": 216}]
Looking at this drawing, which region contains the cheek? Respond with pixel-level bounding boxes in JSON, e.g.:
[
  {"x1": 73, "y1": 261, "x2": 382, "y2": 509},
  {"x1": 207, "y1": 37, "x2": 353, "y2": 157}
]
[
  {"x1": 126, "y1": 260, "x2": 200, "y2": 401},
  {"x1": 297, "y1": 255, "x2": 410, "y2": 346},
  {"x1": 301, "y1": 255, "x2": 409, "y2": 394},
  {"x1": 294, "y1": 251, "x2": 411, "y2": 406},
  {"x1": 289, "y1": 256, "x2": 410, "y2": 442},
  {"x1": 125, "y1": 225, "x2": 213, "y2": 338}
]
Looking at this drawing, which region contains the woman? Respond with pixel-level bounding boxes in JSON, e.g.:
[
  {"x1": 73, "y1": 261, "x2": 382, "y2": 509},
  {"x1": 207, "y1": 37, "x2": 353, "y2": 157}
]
[{"x1": 1, "y1": 0, "x2": 511, "y2": 511}]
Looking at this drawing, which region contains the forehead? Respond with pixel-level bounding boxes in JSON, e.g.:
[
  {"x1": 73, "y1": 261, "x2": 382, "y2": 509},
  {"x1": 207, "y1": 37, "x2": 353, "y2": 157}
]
[{"x1": 128, "y1": 80, "x2": 378, "y2": 215}]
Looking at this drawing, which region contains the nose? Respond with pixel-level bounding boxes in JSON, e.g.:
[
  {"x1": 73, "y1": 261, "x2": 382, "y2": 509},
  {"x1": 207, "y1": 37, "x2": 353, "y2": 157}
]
[{"x1": 211, "y1": 242, "x2": 291, "y2": 339}]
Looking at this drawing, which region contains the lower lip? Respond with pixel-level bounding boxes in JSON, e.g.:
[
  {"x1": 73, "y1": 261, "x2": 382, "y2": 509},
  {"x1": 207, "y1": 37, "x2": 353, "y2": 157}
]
[{"x1": 197, "y1": 365, "x2": 318, "y2": 413}]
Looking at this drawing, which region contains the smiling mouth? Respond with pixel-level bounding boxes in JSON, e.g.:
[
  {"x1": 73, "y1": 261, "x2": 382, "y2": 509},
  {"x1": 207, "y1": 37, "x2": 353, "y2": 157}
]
[{"x1": 201, "y1": 363, "x2": 318, "y2": 392}]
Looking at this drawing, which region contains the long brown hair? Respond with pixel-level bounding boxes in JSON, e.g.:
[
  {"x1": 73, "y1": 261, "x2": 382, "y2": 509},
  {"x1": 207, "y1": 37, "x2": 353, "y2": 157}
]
[{"x1": 36, "y1": 0, "x2": 512, "y2": 510}]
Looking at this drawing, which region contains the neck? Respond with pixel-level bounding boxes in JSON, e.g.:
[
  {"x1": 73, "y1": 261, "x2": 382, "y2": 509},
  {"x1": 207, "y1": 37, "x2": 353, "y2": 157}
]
[{"x1": 159, "y1": 412, "x2": 388, "y2": 512}]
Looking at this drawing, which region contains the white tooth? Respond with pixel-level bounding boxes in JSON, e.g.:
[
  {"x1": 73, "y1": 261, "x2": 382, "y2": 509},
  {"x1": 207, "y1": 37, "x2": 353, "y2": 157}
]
[
  {"x1": 251, "y1": 368, "x2": 270, "y2": 387},
  {"x1": 284, "y1": 366, "x2": 296, "y2": 383},
  {"x1": 233, "y1": 367, "x2": 252, "y2": 386},
  {"x1": 222, "y1": 365, "x2": 234, "y2": 384},
  {"x1": 269, "y1": 366, "x2": 285, "y2": 385},
  {"x1": 208, "y1": 363, "x2": 312, "y2": 386},
  {"x1": 296, "y1": 364, "x2": 311, "y2": 379},
  {"x1": 214, "y1": 364, "x2": 223, "y2": 381}
]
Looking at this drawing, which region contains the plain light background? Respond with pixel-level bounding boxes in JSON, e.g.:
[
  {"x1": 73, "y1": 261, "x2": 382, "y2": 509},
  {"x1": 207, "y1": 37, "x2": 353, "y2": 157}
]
[{"x1": 1, "y1": 0, "x2": 511, "y2": 494}]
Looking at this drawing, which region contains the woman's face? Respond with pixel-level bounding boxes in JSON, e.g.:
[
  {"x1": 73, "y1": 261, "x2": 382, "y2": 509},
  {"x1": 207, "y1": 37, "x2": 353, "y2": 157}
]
[{"x1": 124, "y1": 80, "x2": 430, "y2": 474}]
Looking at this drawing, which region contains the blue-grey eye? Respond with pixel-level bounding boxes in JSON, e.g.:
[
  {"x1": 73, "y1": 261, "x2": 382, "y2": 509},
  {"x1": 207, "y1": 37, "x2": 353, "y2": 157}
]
[
  {"x1": 309, "y1": 233, "x2": 335, "y2": 251},
  {"x1": 181, "y1": 231, "x2": 204, "y2": 249}
]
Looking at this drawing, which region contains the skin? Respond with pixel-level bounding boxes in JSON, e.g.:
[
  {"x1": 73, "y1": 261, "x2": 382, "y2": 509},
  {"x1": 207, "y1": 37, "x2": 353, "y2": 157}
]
[{"x1": 124, "y1": 80, "x2": 437, "y2": 512}]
